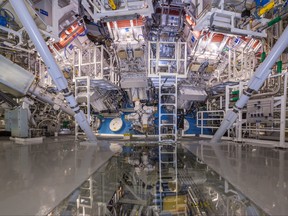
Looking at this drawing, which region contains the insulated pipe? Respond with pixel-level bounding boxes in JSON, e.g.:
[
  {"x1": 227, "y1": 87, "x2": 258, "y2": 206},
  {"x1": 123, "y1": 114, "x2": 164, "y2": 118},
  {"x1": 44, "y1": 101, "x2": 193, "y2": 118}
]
[
  {"x1": 258, "y1": 11, "x2": 288, "y2": 32},
  {"x1": 10, "y1": 0, "x2": 96, "y2": 142},
  {"x1": 211, "y1": 26, "x2": 288, "y2": 143},
  {"x1": 251, "y1": 76, "x2": 281, "y2": 99}
]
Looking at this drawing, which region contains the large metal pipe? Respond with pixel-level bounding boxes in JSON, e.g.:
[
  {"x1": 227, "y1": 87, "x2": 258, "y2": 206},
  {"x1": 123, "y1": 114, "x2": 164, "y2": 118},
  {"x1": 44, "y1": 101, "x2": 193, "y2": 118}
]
[
  {"x1": 10, "y1": 0, "x2": 96, "y2": 142},
  {"x1": 0, "y1": 54, "x2": 74, "y2": 116},
  {"x1": 28, "y1": 83, "x2": 74, "y2": 116},
  {"x1": 211, "y1": 26, "x2": 288, "y2": 143}
]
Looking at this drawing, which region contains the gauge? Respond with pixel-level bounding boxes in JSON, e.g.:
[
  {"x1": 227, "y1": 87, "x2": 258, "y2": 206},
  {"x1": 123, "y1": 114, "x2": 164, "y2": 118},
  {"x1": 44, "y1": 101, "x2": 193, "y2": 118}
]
[
  {"x1": 184, "y1": 118, "x2": 189, "y2": 132},
  {"x1": 109, "y1": 117, "x2": 123, "y2": 132}
]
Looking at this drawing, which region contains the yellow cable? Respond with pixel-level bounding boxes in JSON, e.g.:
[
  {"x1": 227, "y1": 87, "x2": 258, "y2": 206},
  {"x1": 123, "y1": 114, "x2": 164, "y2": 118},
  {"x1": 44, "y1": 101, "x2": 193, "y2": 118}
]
[
  {"x1": 108, "y1": 0, "x2": 117, "y2": 10},
  {"x1": 258, "y1": 1, "x2": 275, "y2": 16}
]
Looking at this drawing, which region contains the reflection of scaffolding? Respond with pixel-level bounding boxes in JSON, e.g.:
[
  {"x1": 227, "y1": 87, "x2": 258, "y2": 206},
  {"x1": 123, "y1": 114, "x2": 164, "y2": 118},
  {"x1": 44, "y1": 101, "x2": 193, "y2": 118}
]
[
  {"x1": 158, "y1": 73, "x2": 178, "y2": 213},
  {"x1": 77, "y1": 176, "x2": 93, "y2": 216},
  {"x1": 75, "y1": 76, "x2": 91, "y2": 139},
  {"x1": 158, "y1": 143, "x2": 178, "y2": 213}
]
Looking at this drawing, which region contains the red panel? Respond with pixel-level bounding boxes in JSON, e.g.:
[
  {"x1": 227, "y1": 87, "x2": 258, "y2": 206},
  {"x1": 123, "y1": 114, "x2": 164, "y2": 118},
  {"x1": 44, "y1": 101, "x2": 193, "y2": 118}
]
[{"x1": 155, "y1": 7, "x2": 180, "y2": 15}]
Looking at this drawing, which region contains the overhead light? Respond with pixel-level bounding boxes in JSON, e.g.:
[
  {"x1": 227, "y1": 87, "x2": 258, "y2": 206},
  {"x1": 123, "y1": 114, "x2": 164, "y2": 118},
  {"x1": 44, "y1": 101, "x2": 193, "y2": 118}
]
[{"x1": 210, "y1": 43, "x2": 218, "y2": 51}]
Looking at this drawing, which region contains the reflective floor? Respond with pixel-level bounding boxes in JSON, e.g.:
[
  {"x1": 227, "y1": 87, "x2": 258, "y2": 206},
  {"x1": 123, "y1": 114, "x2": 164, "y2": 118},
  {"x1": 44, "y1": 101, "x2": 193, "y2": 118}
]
[
  {"x1": 1, "y1": 136, "x2": 285, "y2": 216},
  {"x1": 50, "y1": 141, "x2": 267, "y2": 216},
  {"x1": 0, "y1": 136, "x2": 114, "y2": 216},
  {"x1": 183, "y1": 139, "x2": 288, "y2": 216}
]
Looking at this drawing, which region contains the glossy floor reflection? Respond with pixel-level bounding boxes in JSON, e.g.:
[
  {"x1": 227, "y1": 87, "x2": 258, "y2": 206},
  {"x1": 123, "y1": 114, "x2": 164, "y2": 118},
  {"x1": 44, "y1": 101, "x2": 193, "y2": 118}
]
[
  {"x1": 52, "y1": 141, "x2": 266, "y2": 216},
  {"x1": 0, "y1": 136, "x2": 114, "y2": 216},
  {"x1": 183, "y1": 140, "x2": 288, "y2": 216}
]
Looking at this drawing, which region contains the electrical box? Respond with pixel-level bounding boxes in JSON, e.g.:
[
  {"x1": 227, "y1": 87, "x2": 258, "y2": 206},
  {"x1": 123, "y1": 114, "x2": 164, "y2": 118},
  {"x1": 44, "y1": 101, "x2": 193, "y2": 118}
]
[
  {"x1": 247, "y1": 98, "x2": 273, "y2": 123},
  {"x1": 118, "y1": 50, "x2": 128, "y2": 59},
  {"x1": 179, "y1": 85, "x2": 207, "y2": 101},
  {"x1": 134, "y1": 48, "x2": 144, "y2": 58},
  {"x1": 189, "y1": 64, "x2": 201, "y2": 71},
  {"x1": 5, "y1": 108, "x2": 29, "y2": 138},
  {"x1": 31, "y1": 0, "x2": 53, "y2": 26}
]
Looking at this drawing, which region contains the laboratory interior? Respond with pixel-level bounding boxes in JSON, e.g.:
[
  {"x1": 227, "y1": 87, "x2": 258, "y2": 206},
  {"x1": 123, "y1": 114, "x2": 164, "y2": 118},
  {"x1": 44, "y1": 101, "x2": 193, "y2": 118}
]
[{"x1": 0, "y1": 0, "x2": 288, "y2": 215}]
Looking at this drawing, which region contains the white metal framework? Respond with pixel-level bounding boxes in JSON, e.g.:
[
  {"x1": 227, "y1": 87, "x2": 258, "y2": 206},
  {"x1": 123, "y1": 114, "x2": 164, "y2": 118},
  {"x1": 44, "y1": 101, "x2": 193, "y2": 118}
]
[
  {"x1": 73, "y1": 45, "x2": 119, "y2": 90},
  {"x1": 192, "y1": 1, "x2": 269, "y2": 38},
  {"x1": 197, "y1": 110, "x2": 225, "y2": 135},
  {"x1": 148, "y1": 42, "x2": 187, "y2": 79},
  {"x1": 158, "y1": 73, "x2": 178, "y2": 212},
  {"x1": 75, "y1": 76, "x2": 92, "y2": 139},
  {"x1": 198, "y1": 73, "x2": 288, "y2": 147},
  {"x1": 158, "y1": 73, "x2": 178, "y2": 142},
  {"x1": 81, "y1": 0, "x2": 154, "y2": 21},
  {"x1": 10, "y1": 0, "x2": 97, "y2": 142}
]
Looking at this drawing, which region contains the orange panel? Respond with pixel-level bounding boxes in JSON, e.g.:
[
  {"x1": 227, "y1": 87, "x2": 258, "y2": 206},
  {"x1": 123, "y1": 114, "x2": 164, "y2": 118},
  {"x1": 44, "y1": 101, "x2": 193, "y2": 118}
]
[
  {"x1": 54, "y1": 21, "x2": 86, "y2": 50},
  {"x1": 185, "y1": 15, "x2": 195, "y2": 26},
  {"x1": 211, "y1": 34, "x2": 225, "y2": 43},
  {"x1": 110, "y1": 17, "x2": 144, "y2": 28}
]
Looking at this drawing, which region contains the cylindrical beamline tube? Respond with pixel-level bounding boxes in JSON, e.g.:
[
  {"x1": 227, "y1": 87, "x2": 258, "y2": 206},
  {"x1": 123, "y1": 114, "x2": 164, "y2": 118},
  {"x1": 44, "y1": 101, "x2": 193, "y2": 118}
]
[
  {"x1": 28, "y1": 84, "x2": 74, "y2": 116},
  {"x1": 10, "y1": 0, "x2": 96, "y2": 142},
  {"x1": 211, "y1": 26, "x2": 288, "y2": 143},
  {"x1": 10, "y1": 0, "x2": 67, "y2": 89}
]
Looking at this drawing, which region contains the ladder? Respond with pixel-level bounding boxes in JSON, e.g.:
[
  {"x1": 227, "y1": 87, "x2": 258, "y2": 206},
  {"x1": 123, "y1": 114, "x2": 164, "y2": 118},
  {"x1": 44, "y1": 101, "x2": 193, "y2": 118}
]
[
  {"x1": 77, "y1": 176, "x2": 93, "y2": 216},
  {"x1": 158, "y1": 73, "x2": 178, "y2": 213},
  {"x1": 75, "y1": 76, "x2": 91, "y2": 139}
]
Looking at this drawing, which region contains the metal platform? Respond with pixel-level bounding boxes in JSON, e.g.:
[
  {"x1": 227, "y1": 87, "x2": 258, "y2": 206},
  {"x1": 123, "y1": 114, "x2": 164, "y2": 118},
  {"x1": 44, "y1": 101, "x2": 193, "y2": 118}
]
[
  {"x1": 0, "y1": 136, "x2": 114, "y2": 216},
  {"x1": 183, "y1": 139, "x2": 288, "y2": 216}
]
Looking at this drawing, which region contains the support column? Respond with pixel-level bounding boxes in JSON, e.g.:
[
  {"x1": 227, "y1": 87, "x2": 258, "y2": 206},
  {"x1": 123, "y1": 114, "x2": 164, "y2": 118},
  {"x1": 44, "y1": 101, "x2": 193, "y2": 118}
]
[
  {"x1": 211, "y1": 26, "x2": 288, "y2": 143},
  {"x1": 10, "y1": 0, "x2": 96, "y2": 142}
]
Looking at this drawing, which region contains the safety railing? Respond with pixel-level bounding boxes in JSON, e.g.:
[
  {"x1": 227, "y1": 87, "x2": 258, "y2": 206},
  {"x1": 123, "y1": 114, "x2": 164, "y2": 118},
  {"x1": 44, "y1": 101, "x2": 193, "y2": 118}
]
[{"x1": 196, "y1": 110, "x2": 225, "y2": 135}]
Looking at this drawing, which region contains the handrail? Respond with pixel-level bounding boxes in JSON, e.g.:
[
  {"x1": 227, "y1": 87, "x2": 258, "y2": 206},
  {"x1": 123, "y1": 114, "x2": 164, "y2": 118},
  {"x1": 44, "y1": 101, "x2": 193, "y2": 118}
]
[{"x1": 197, "y1": 110, "x2": 225, "y2": 135}]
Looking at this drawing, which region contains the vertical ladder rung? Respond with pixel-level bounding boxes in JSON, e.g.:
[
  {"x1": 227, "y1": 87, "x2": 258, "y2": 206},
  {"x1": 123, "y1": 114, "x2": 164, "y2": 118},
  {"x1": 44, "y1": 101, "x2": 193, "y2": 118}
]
[{"x1": 158, "y1": 73, "x2": 178, "y2": 213}]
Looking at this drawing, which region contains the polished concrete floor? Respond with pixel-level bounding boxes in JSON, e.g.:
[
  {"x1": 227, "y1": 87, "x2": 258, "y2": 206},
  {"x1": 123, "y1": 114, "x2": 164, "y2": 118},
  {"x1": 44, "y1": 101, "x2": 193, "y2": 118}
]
[
  {"x1": 183, "y1": 139, "x2": 288, "y2": 216},
  {"x1": 0, "y1": 136, "x2": 114, "y2": 216}
]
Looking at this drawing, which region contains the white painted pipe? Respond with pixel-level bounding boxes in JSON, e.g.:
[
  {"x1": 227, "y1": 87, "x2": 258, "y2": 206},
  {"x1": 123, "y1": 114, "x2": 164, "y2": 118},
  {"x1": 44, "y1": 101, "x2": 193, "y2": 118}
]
[
  {"x1": 28, "y1": 83, "x2": 74, "y2": 116},
  {"x1": 10, "y1": 0, "x2": 96, "y2": 142},
  {"x1": 211, "y1": 26, "x2": 288, "y2": 143}
]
